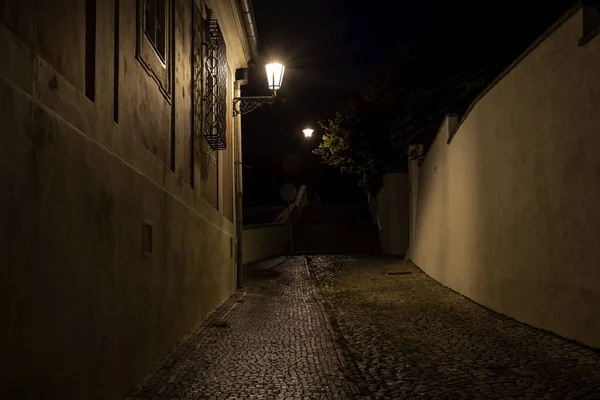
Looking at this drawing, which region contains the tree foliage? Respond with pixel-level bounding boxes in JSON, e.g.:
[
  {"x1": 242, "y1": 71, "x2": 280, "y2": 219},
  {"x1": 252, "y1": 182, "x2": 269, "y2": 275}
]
[{"x1": 315, "y1": 45, "x2": 490, "y2": 195}]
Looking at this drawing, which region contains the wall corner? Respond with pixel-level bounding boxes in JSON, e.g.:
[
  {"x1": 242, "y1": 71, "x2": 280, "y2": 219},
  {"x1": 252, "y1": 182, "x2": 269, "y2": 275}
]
[{"x1": 445, "y1": 113, "x2": 460, "y2": 143}]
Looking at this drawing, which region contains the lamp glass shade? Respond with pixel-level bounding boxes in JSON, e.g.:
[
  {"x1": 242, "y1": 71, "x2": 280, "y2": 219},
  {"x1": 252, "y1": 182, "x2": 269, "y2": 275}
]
[
  {"x1": 303, "y1": 129, "x2": 314, "y2": 138},
  {"x1": 266, "y1": 63, "x2": 285, "y2": 91}
]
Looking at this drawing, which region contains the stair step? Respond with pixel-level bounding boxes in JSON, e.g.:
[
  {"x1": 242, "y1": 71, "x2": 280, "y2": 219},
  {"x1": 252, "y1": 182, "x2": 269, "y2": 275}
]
[{"x1": 291, "y1": 204, "x2": 380, "y2": 255}]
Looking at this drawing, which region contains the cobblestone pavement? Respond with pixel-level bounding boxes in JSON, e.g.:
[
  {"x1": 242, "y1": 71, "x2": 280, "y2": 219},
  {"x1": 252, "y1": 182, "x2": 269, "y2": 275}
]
[
  {"x1": 308, "y1": 255, "x2": 600, "y2": 400},
  {"x1": 124, "y1": 256, "x2": 354, "y2": 400},
  {"x1": 125, "y1": 255, "x2": 600, "y2": 400}
]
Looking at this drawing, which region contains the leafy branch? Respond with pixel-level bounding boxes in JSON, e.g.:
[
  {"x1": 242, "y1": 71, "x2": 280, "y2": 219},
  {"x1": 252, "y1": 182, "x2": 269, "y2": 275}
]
[{"x1": 315, "y1": 45, "x2": 489, "y2": 195}]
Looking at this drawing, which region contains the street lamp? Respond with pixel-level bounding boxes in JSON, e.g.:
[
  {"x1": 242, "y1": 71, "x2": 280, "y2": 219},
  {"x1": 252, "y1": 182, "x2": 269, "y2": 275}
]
[
  {"x1": 303, "y1": 128, "x2": 314, "y2": 200},
  {"x1": 266, "y1": 63, "x2": 285, "y2": 91},
  {"x1": 233, "y1": 62, "x2": 285, "y2": 116}
]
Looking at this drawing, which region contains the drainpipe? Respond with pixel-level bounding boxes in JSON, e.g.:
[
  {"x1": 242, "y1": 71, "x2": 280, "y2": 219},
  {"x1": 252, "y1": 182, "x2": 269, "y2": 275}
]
[
  {"x1": 235, "y1": 0, "x2": 259, "y2": 288},
  {"x1": 234, "y1": 80, "x2": 245, "y2": 289},
  {"x1": 237, "y1": 0, "x2": 260, "y2": 61}
]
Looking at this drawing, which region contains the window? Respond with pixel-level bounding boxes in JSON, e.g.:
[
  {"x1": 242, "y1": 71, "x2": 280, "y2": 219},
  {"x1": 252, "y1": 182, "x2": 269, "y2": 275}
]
[
  {"x1": 137, "y1": 0, "x2": 171, "y2": 100},
  {"x1": 202, "y1": 19, "x2": 227, "y2": 150},
  {"x1": 202, "y1": 19, "x2": 227, "y2": 149},
  {"x1": 144, "y1": 0, "x2": 166, "y2": 61},
  {"x1": 192, "y1": 6, "x2": 227, "y2": 150},
  {"x1": 192, "y1": 5, "x2": 227, "y2": 209}
]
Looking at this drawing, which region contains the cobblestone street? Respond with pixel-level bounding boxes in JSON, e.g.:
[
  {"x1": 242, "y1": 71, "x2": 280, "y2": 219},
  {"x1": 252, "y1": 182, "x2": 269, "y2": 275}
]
[
  {"x1": 125, "y1": 256, "x2": 600, "y2": 400},
  {"x1": 124, "y1": 256, "x2": 354, "y2": 400}
]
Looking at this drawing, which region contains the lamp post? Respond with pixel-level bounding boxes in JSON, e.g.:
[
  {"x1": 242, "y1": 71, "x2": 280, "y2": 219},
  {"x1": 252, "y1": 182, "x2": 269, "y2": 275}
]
[
  {"x1": 233, "y1": 61, "x2": 285, "y2": 289},
  {"x1": 233, "y1": 62, "x2": 285, "y2": 116},
  {"x1": 302, "y1": 128, "x2": 314, "y2": 201}
]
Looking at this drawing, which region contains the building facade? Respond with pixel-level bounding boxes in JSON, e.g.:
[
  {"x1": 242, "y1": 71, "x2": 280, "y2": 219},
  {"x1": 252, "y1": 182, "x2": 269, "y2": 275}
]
[{"x1": 0, "y1": 0, "x2": 255, "y2": 398}]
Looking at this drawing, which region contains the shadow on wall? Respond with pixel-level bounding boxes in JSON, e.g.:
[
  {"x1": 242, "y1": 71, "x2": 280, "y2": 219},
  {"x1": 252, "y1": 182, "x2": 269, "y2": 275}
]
[
  {"x1": 407, "y1": 5, "x2": 600, "y2": 349},
  {"x1": 369, "y1": 173, "x2": 410, "y2": 257}
]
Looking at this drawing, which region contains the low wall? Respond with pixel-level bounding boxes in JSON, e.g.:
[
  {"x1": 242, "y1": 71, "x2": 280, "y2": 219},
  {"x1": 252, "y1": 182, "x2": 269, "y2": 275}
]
[
  {"x1": 408, "y1": 6, "x2": 600, "y2": 348},
  {"x1": 242, "y1": 185, "x2": 308, "y2": 264}
]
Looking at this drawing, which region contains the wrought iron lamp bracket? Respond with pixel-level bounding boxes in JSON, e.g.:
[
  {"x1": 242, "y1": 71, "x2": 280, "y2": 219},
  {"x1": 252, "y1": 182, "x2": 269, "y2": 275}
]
[{"x1": 233, "y1": 95, "x2": 277, "y2": 116}]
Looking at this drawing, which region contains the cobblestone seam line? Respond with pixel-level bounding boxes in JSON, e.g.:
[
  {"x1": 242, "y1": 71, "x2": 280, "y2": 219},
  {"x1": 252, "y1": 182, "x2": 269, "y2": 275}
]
[
  {"x1": 123, "y1": 256, "x2": 354, "y2": 399},
  {"x1": 305, "y1": 256, "x2": 372, "y2": 399}
]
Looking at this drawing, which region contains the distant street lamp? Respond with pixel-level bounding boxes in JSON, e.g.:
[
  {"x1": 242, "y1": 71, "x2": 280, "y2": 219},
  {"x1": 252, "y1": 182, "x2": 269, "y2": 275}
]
[
  {"x1": 233, "y1": 62, "x2": 286, "y2": 116},
  {"x1": 303, "y1": 128, "x2": 314, "y2": 200}
]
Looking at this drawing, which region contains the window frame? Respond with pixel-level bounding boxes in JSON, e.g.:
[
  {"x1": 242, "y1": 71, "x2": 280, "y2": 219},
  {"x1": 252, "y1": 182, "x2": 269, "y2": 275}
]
[
  {"x1": 137, "y1": 0, "x2": 172, "y2": 101},
  {"x1": 143, "y1": 0, "x2": 166, "y2": 61}
]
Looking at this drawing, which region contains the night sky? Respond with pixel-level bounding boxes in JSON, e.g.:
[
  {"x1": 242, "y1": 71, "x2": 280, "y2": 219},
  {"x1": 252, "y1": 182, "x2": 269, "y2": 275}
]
[{"x1": 241, "y1": 0, "x2": 576, "y2": 206}]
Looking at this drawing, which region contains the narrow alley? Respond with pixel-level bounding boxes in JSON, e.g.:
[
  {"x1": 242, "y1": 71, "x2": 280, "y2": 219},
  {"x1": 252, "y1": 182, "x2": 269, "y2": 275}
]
[
  {"x1": 3, "y1": 2, "x2": 600, "y2": 399},
  {"x1": 124, "y1": 256, "x2": 600, "y2": 400}
]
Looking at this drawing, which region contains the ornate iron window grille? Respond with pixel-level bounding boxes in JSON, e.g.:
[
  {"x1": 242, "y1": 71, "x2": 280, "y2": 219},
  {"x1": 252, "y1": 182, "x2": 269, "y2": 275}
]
[
  {"x1": 192, "y1": 4, "x2": 203, "y2": 151},
  {"x1": 200, "y1": 19, "x2": 227, "y2": 150}
]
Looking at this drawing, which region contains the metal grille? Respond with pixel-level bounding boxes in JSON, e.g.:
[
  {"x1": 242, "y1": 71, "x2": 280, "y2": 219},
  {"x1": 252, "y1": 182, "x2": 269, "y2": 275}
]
[
  {"x1": 193, "y1": 5, "x2": 219, "y2": 207},
  {"x1": 204, "y1": 19, "x2": 227, "y2": 150},
  {"x1": 192, "y1": 4, "x2": 203, "y2": 148}
]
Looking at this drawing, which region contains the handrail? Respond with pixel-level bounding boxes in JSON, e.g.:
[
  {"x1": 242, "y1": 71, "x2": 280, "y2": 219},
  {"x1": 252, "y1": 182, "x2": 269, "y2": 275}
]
[
  {"x1": 369, "y1": 194, "x2": 383, "y2": 231},
  {"x1": 244, "y1": 185, "x2": 308, "y2": 228}
]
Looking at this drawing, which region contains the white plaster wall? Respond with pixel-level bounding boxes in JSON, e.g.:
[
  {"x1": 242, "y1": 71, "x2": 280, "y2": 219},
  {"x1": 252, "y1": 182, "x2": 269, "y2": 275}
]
[
  {"x1": 409, "y1": 8, "x2": 600, "y2": 348},
  {"x1": 243, "y1": 223, "x2": 290, "y2": 264}
]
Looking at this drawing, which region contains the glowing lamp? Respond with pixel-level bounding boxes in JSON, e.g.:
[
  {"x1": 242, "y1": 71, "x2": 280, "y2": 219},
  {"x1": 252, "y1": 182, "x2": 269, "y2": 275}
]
[{"x1": 266, "y1": 63, "x2": 285, "y2": 92}]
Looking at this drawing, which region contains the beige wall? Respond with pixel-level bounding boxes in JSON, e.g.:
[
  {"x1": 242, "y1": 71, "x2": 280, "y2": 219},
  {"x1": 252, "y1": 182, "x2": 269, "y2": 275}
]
[
  {"x1": 0, "y1": 1, "x2": 249, "y2": 399},
  {"x1": 243, "y1": 224, "x2": 290, "y2": 264},
  {"x1": 243, "y1": 186, "x2": 308, "y2": 264},
  {"x1": 373, "y1": 173, "x2": 410, "y2": 256},
  {"x1": 409, "y1": 7, "x2": 600, "y2": 348}
]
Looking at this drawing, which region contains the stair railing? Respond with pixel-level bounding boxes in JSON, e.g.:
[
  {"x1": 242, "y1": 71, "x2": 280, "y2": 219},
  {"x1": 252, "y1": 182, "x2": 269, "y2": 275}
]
[{"x1": 376, "y1": 208, "x2": 382, "y2": 231}]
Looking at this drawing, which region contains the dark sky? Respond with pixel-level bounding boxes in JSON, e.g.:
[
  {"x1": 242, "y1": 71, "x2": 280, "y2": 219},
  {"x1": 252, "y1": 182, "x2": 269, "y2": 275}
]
[{"x1": 241, "y1": 0, "x2": 576, "y2": 205}]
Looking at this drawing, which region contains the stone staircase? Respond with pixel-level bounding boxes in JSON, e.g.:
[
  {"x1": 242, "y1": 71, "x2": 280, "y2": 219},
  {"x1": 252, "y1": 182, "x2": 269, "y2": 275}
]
[{"x1": 292, "y1": 203, "x2": 381, "y2": 255}]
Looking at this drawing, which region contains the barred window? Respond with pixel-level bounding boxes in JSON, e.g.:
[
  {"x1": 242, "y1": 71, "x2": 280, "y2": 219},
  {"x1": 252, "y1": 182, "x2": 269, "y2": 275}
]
[
  {"x1": 192, "y1": 6, "x2": 227, "y2": 149},
  {"x1": 192, "y1": 5, "x2": 227, "y2": 208},
  {"x1": 201, "y1": 17, "x2": 227, "y2": 150}
]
